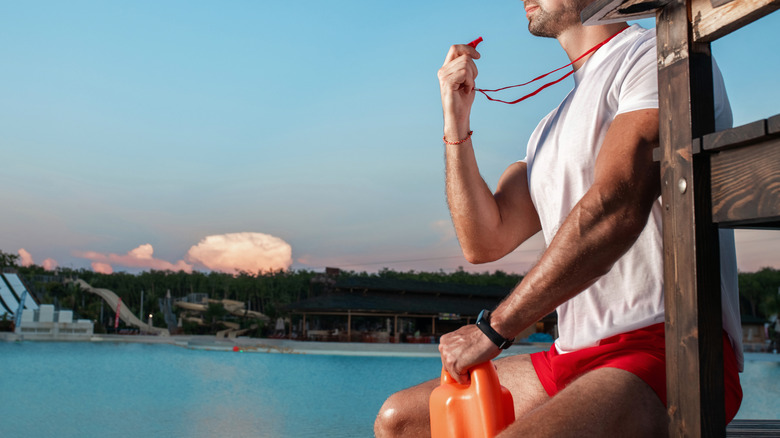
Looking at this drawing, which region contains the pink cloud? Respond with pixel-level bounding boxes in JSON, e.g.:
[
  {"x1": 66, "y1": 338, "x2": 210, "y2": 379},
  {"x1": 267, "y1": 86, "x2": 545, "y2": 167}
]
[
  {"x1": 186, "y1": 232, "x2": 293, "y2": 274},
  {"x1": 75, "y1": 244, "x2": 193, "y2": 273},
  {"x1": 92, "y1": 262, "x2": 114, "y2": 274},
  {"x1": 42, "y1": 258, "x2": 58, "y2": 270},
  {"x1": 18, "y1": 248, "x2": 34, "y2": 267}
]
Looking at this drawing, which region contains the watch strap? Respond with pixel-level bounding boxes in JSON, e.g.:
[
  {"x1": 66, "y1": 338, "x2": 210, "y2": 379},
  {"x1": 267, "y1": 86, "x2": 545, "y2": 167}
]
[{"x1": 476, "y1": 309, "x2": 514, "y2": 350}]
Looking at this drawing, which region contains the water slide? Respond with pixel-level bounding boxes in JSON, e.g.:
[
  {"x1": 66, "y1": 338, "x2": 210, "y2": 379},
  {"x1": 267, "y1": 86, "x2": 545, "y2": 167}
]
[
  {"x1": 174, "y1": 298, "x2": 269, "y2": 320},
  {"x1": 71, "y1": 279, "x2": 169, "y2": 336},
  {"x1": 175, "y1": 298, "x2": 266, "y2": 338},
  {"x1": 3, "y1": 273, "x2": 39, "y2": 310},
  {"x1": 0, "y1": 276, "x2": 18, "y2": 316}
]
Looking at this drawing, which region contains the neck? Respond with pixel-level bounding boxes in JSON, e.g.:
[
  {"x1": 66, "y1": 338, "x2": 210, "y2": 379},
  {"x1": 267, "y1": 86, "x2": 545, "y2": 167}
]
[{"x1": 557, "y1": 22, "x2": 628, "y2": 70}]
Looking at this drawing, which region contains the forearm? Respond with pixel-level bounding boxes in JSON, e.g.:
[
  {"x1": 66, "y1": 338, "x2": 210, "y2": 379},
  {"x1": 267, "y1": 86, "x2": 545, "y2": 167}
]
[
  {"x1": 445, "y1": 141, "x2": 507, "y2": 263},
  {"x1": 438, "y1": 41, "x2": 540, "y2": 264},
  {"x1": 490, "y1": 184, "x2": 653, "y2": 337}
]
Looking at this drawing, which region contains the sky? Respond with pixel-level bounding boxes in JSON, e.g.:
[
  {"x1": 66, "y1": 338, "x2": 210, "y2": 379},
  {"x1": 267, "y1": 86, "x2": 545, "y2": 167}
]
[{"x1": 1, "y1": 1, "x2": 778, "y2": 276}]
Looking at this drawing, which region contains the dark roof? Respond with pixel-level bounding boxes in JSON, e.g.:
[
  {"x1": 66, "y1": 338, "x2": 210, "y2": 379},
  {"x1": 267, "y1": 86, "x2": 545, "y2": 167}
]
[
  {"x1": 333, "y1": 277, "x2": 509, "y2": 299},
  {"x1": 285, "y1": 290, "x2": 503, "y2": 316},
  {"x1": 285, "y1": 277, "x2": 512, "y2": 316}
]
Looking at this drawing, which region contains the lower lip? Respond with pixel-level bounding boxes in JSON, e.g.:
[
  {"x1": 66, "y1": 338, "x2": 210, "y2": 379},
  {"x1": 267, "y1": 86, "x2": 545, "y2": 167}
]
[{"x1": 525, "y1": 6, "x2": 539, "y2": 17}]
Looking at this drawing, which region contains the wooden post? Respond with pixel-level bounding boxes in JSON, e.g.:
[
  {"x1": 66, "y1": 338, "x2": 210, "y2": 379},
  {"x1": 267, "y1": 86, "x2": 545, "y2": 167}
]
[{"x1": 657, "y1": 0, "x2": 726, "y2": 435}]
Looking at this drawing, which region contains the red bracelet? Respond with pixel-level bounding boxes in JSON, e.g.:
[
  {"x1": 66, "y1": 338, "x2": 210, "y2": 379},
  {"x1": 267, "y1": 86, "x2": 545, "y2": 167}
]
[{"x1": 443, "y1": 131, "x2": 473, "y2": 145}]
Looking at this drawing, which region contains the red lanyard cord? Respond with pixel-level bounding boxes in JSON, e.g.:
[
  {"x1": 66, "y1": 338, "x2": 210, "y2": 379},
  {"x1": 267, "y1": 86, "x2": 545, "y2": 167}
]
[{"x1": 472, "y1": 27, "x2": 627, "y2": 104}]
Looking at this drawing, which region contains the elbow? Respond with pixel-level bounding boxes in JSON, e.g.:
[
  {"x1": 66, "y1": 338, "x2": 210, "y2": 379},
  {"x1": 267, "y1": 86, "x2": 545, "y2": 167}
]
[
  {"x1": 463, "y1": 251, "x2": 489, "y2": 265},
  {"x1": 460, "y1": 244, "x2": 503, "y2": 265}
]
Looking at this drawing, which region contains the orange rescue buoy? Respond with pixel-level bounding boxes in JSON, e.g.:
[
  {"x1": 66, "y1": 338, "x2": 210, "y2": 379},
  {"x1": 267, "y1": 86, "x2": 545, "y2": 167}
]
[{"x1": 429, "y1": 361, "x2": 515, "y2": 438}]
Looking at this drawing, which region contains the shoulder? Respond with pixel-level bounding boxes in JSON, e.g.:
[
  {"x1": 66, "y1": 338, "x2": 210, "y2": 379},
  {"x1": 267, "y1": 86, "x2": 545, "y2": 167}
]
[{"x1": 616, "y1": 25, "x2": 657, "y2": 67}]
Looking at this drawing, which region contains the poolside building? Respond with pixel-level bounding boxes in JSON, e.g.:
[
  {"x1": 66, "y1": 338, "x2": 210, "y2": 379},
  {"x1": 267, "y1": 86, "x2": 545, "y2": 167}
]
[{"x1": 284, "y1": 272, "x2": 557, "y2": 343}]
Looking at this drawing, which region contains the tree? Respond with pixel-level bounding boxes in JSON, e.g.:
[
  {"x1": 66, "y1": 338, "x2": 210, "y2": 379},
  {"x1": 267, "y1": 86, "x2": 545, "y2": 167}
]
[
  {"x1": 739, "y1": 268, "x2": 780, "y2": 319},
  {"x1": 0, "y1": 250, "x2": 19, "y2": 267}
]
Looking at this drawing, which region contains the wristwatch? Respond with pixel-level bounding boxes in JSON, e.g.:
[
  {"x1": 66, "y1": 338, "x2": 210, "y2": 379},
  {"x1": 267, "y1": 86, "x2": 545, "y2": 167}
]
[{"x1": 476, "y1": 309, "x2": 514, "y2": 350}]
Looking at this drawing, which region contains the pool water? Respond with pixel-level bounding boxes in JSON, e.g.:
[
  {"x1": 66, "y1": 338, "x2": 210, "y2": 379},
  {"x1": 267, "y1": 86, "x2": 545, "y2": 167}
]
[{"x1": 1, "y1": 342, "x2": 777, "y2": 437}]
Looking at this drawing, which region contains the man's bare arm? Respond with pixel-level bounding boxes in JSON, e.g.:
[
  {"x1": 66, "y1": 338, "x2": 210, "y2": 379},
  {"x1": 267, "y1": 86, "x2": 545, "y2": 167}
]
[
  {"x1": 490, "y1": 108, "x2": 661, "y2": 339},
  {"x1": 446, "y1": 153, "x2": 541, "y2": 263},
  {"x1": 438, "y1": 43, "x2": 542, "y2": 264},
  {"x1": 439, "y1": 108, "x2": 661, "y2": 382}
]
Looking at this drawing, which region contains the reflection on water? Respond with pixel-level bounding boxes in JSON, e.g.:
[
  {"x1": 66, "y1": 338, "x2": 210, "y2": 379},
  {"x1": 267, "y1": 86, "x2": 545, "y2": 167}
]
[{"x1": 1, "y1": 342, "x2": 777, "y2": 437}]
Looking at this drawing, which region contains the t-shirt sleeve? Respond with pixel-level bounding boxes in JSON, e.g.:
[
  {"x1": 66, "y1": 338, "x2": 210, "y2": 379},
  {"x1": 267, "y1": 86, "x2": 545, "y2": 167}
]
[{"x1": 615, "y1": 37, "x2": 659, "y2": 115}]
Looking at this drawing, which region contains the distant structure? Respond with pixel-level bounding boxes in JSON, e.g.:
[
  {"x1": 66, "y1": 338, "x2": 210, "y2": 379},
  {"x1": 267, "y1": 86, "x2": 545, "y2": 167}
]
[
  {"x1": 71, "y1": 279, "x2": 169, "y2": 336},
  {"x1": 16, "y1": 304, "x2": 94, "y2": 339},
  {"x1": 0, "y1": 269, "x2": 94, "y2": 340},
  {"x1": 0, "y1": 270, "x2": 38, "y2": 318}
]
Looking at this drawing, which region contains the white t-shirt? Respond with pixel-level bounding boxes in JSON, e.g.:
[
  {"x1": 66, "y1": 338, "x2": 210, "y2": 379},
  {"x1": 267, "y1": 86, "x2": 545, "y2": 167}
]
[{"x1": 523, "y1": 24, "x2": 743, "y2": 369}]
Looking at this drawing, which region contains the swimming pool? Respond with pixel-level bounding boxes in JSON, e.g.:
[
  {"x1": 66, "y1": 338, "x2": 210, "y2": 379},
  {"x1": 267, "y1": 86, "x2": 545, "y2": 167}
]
[{"x1": 1, "y1": 342, "x2": 777, "y2": 437}]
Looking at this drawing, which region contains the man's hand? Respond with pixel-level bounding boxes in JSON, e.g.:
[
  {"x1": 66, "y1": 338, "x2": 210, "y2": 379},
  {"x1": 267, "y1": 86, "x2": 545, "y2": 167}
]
[
  {"x1": 438, "y1": 43, "x2": 480, "y2": 142},
  {"x1": 439, "y1": 324, "x2": 500, "y2": 384}
]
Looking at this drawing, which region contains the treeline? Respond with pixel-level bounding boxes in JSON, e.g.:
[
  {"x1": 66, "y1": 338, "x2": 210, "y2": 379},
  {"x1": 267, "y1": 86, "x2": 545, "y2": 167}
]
[
  {"x1": 3, "y1": 250, "x2": 778, "y2": 329},
  {"x1": 739, "y1": 267, "x2": 780, "y2": 321},
  {"x1": 4, "y1": 248, "x2": 522, "y2": 332}
]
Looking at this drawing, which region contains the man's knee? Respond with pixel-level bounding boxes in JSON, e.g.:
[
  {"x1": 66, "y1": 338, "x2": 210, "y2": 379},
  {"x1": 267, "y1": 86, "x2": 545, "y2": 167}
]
[
  {"x1": 374, "y1": 390, "x2": 427, "y2": 438},
  {"x1": 375, "y1": 378, "x2": 438, "y2": 438}
]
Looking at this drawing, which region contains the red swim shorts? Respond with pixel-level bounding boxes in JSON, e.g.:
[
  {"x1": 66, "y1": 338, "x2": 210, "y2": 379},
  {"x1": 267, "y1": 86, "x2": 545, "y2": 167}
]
[{"x1": 530, "y1": 323, "x2": 743, "y2": 423}]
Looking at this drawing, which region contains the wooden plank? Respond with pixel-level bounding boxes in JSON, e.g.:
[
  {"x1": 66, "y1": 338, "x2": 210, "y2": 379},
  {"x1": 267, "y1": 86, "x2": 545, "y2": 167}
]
[
  {"x1": 768, "y1": 114, "x2": 780, "y2": 134},
  {"x1": 655, "y1": 138, "x2": 700, "y2": 162},
  {"x1": 691, "y1": 0, "x2": 780, "y2": 42},
  {"x1": 712, "y1": 0, "x2": 737, "y2": 7},
  {"x1": 727, "y1": 419, "x2": 780, "y2": 437},
  {"x1": 656, "y1": 0, "x2": 726, "y2": 435},
  {"x1": 581, "y1": 0, "x2": 666, "y2": 25},
  {"x1": 703, "y1": 119, "x2": 767, "y2": 151},
  {"x1": 711, "y1": 137, "x2": 780, "y2": 225}
]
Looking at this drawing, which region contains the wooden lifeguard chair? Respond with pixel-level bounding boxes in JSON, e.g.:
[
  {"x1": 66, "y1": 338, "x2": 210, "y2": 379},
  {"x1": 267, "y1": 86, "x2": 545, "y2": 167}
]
[{"x1": 581, "y1": 0, "x2": 779, "y2": 436}]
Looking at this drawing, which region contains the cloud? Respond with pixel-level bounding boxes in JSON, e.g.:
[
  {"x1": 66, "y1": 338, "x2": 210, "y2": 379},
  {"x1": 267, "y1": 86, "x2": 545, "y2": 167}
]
[
  {"x1": 92, "y1": 262, "x2": 113, "y2": 274},
  {"x1": 16, "y1": 249, "x2": 59, "y2": 270},
  {"x1": 186, "y1": 232, "x2": 293, "y2": 274},
  {"x1": 75, "y1": 244, "x2": 194, "y2": 273},
  {"x1": 431, "y1": 220, "x2": 456, "y2": 244},
  {"x1": 42, "y1": 258, "x2": 58, "y2": 270},
  {"x1": 18, "y1": 248, "x2": 34, "y2": 267}
]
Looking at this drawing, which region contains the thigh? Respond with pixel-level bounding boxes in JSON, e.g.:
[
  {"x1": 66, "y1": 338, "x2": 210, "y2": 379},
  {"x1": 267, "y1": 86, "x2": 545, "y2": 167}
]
[
  {"x1": 375, "y1": 354, "x2": 549, "y2": 438},
  {"x1": 499, "y1": 367, "x2": 668, "y2": 438},
  {"x1": 495, "y1": 353, "x2": 551, "y2": 418}
]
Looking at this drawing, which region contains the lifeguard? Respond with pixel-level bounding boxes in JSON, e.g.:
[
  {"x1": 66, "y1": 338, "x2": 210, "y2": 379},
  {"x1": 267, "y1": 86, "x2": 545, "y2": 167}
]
[{"x1": 374, "y1": 0, "x2": 743, "y2": 435}]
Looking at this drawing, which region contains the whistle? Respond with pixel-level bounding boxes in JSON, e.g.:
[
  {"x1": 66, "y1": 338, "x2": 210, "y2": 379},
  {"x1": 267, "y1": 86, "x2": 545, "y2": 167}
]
[{"x1": 468, "y1": 37, "x2": 483, "y2": 48}]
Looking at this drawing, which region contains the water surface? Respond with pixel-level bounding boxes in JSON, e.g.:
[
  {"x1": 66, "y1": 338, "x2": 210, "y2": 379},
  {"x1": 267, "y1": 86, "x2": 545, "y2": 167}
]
[{"x1": 1, "y1": 342, "x2": 777, "y2": 437}]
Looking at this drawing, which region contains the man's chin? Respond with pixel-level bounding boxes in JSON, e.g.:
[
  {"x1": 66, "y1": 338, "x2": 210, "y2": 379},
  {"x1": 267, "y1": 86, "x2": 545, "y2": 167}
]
[{"x1": 528, "y1": 24, "x2": 558, "y2": 38}]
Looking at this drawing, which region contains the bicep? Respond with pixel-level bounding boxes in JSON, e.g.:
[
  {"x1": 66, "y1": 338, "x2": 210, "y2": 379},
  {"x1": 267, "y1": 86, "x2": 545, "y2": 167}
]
[{"x1": 592, "y1": 109, "x2": 660, "y2": 218}]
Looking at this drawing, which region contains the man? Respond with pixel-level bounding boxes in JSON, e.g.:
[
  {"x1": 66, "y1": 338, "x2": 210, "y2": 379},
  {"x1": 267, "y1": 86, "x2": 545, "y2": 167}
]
[{"x1": 374, "y1": 0, "x2": 743, "y2": 436}]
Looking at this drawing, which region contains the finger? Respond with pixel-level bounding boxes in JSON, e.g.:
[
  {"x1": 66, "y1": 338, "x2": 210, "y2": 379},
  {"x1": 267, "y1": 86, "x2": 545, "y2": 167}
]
[
  {"x1": 450, "y1": 366, "x2": 470, "y2": 385},
  {"x1": 442, "y1": 355, "x2": 469, "y2": 385},
  {"x1": 438, "y1": 55, "x2": 479, "y2": 92},
  {"x1": 443, "y1": 44, "x2": 481, "y2": 66}
]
